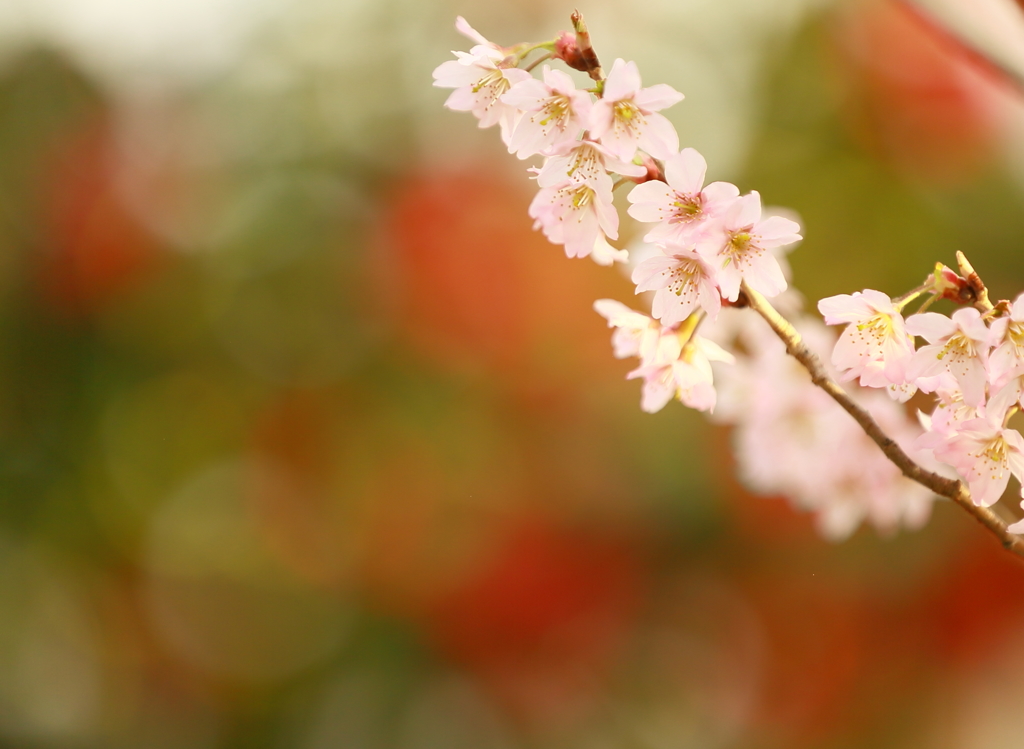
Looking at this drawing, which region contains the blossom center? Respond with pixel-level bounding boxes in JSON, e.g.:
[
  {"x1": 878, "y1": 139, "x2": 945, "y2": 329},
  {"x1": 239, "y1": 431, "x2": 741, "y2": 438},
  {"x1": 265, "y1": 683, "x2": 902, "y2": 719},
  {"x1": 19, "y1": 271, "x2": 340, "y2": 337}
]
[
  {"x1": 722, "y1": 230, "x2": 760, "y2": 267},
  {"x1": 983, "y1": 436, "x2": 1008, "y2": 467},
  {"x1": 538, "y1": 95, "x2": 571, "y2": 129},
  {"x1": 938, "y1": 332, "x2": 975, "y2": 361},
  {"x1": 857, "y1": 314, "x2": 894, "y2": 342},
  {"x1": 564, "y1": 145, "x2": 602, "y2": 182},
  {"x1": 669, "y1": 193, "x2": 703, "y2": 224},
  {"x1": 668, "y1": 260, "x2": 700, "y2": 297},
  {"x1": 471, "y1": 69, "x2": 513, "y2": 107},
  {"x1": 568, "y1": 184, "x2": 595, "y2": 210},
  {"x1": 728, "y1": 231, "x2": 752, "y2": 253},
  {"x1": 612, "y1": 100, "x2": 644, "y2": 136}
]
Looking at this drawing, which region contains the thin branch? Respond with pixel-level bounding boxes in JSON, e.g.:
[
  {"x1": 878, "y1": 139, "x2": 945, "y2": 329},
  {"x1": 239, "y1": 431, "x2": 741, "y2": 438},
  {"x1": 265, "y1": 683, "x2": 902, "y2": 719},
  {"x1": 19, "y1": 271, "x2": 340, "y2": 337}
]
[
  {"x1": 741, "y1": 281, "x2": 1024, "y2": 560},
  {"x1": 525, "y1": 52, "x2": 554, "y2": 73}
]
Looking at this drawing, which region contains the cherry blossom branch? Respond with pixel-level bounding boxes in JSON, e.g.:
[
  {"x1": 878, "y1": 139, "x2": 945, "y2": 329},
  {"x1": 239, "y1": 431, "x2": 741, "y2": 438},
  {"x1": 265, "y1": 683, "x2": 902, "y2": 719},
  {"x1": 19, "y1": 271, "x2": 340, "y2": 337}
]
[
  {"x1": 741, "y1": 280, "x2": 1024, "y2": 559},
  {"x1": 434, "y1": 13, "x2": 1024, "y2": 556}
]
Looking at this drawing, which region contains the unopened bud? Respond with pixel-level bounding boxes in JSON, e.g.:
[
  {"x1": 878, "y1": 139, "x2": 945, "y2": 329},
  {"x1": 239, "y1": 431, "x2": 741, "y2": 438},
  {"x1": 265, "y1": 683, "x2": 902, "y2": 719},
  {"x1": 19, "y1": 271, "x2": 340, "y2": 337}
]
[
  {"x1": 956, "y1": 251, "x2": 991, "y2": 310},
  {"x1": 932, "y1": 263, "x2": 962, "y2": 293},
  {"x1": 565, "y1": 10, "x2": 602, "y2": 80},
  {"x1": 931, "y1": 262, "x2": 977, "y2": 305},
  {"x1": 622, "y1": 152, "x2": 663, "y2": 184},
  {"x1": 553, "y1": 31, "x2": 588, "y2": 72}
]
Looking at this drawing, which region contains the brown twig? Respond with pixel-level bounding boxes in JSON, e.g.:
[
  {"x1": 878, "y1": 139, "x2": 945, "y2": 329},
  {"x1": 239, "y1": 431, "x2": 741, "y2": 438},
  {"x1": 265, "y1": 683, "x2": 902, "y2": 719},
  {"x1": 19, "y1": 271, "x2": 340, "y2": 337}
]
[{"x1": 741, "y1": 281, "x2": 1024, "y2": 560}]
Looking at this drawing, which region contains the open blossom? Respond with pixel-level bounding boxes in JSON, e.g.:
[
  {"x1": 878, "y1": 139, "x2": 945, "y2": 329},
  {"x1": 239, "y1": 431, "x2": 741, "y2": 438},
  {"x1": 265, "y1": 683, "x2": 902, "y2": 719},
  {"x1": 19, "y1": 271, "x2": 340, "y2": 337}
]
[
  {"x1": 626, "y1": 148, "x2": 740, "y2": 245},
  {"x1": 818, "y1": 289, "x2": 916, "y2": 400},
  {"x1": 501, "y1": 66, "x2": 592, "y2": 159},
  {"x1": 913, "y1": 372, "x2": 1004, "y2": 465},
  {"x1": 696, "y1": 191, "x2": 801, "y2": 302},
  {"x1": 529, "y1": 169, "x2": 618, "y2": 259},
  {"x1": 593, "y1": 300, "x2": 733, "y2": 413},
  {"x1": 627, "y1": 332, "x2": 734, "y2": 413},
  {"x1": 932, "y1": 407, "x2": 1024, "y2": 507},
  {"x1": 432, "y1": 23, "x2": 531, "y2": 144},
  {"x1": 631, "y1": 246, "x2": 721, "y2": 325},
  {"x1": 593, "y1": 299, "x2": 662, "y2": 362},
  {"x1": 988, "y1": 293, "x2": 1024, "y2": 389},
  {"x1": 588, "y1": 58, "x2": 683, "y2": 162},
  {"x1": 905, "y1": 307, "x2": 993, "y2": 407},
  {"x1": 536, "y1": 138, "x2": 646, "y2": 186}
]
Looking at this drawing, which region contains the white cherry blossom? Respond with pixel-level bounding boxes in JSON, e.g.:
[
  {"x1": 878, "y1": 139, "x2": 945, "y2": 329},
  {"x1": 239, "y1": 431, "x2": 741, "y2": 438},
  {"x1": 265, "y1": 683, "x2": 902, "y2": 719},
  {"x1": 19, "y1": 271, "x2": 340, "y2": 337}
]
[
  {"x1": 433, "y1": 37, "x2": 531, "y2": 145},
  {"x1": 627, "y1": 332, "x2": 734, "y2": 413},
  {"x1": 932, "y1": 407, "x2": 1024, "y2": 507},
  {"x1": 626, "y1": 148, "x2": 740, "y2": 245},
  {"x1": 501, "y1": 66, "x2": 592, "y2": 159},
  {"x1": 905, "y1": 308, "x2": 994, "y2": 407},
  {"x1": 588, "y1": 58, "x2": 683, "y2": 162},
  {"x1": 631, "y1": 246, "x2": 721, "y2": 325},
  {"x1": 536, "y1": 139, "x2": 645, "y2": 186},
  {"x1": 528, "y1": 169, "x2": 618, "y2": 259},
  {"x1": 696, "y1": 191, "x2": 801, "y2": 302},
  {"x1": 988, "y1": 293, "x2": 1024, "y2": 389},
  {"x1": 818, "y1": 289, "x2": 916, "y2": 400}
]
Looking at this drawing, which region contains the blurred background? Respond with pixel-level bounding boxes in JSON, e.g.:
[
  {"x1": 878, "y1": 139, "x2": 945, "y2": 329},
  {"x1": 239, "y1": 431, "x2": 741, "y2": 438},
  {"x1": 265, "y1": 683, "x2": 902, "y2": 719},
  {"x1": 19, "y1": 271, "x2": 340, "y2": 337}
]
[{"x1": 2, "y1": 0, "x2": 1024, "y2": 746}]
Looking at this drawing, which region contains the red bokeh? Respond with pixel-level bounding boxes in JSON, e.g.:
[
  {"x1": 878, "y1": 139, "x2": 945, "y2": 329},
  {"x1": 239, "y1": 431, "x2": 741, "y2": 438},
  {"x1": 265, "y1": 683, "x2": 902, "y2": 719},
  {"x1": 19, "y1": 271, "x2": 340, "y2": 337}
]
[
  {"x1": 38, "y1": 118, "x2": 166, "y2": 315},
  {"x1": 829, "y1": 0, "x2": 1009, "y2": 182},
  {"x1": 424, "y1": 514, "x2": 647, "y2": 733},
  {"x1": 374, "y1": 167, "x2": 624, "y2": 385}
]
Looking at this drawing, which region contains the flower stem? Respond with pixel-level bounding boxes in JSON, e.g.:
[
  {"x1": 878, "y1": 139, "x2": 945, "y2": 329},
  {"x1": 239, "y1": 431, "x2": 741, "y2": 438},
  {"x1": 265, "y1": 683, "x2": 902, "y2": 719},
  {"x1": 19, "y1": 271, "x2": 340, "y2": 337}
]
[
  {"x1": 513, "y1": 41, "x2": 556, "y2": 62},
  {"x1": 524, "y1": 52, "x2": 554, "y2": 72},
  {"x1": 892, "y1": 281, "x2": 932, "y2": 311}
]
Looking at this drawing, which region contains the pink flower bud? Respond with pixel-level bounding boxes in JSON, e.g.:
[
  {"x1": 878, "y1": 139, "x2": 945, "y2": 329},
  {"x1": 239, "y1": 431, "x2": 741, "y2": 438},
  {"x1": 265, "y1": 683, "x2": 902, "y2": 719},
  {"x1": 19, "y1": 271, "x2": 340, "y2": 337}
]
[
  {"x1": 622, "y1": 152, "x2": 662, "y2": 184},
  {"x1": 553, "y1": 31, "x2": 588, "y2": 72}
]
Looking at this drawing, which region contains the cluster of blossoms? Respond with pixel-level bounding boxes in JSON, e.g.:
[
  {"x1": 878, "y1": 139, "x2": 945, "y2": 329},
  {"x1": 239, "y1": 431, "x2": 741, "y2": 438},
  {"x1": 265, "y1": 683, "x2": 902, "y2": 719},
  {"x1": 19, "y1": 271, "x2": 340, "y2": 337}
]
[
  {"x1": 819, "y1": 276, "x2": 1024, "y2": 528},
  {"x1": 433, "y1": 15, "x2": 1024, "y2": 542}
]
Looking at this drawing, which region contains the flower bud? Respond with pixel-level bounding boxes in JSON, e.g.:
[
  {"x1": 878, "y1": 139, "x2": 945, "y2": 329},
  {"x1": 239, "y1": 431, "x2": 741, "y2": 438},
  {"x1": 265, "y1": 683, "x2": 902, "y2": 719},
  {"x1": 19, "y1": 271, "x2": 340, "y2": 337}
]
[
  {"x1": 622, "y1": 152, "x2": 663, "y2": 184},
  {"x1": 931, "y1": 262, "x2": 971, "y2": 303},
  {"x1": 553, "y1": 31, "x2": 588, "y2": 72}
]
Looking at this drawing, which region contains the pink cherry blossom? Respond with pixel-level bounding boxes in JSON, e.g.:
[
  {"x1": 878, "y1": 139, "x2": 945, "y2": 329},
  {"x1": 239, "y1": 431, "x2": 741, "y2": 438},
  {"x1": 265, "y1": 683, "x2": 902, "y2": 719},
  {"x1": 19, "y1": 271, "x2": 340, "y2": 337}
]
[
  {"x1": 696, "y1": 191, "x2": 801, "y2": 302},
  {"x1": 528, "y1": 168, "x2": 618, "y2": 259},
  {"x1": 536, "y1": 139, "x2": 646, "y2": 186},
  {"x1": 905, "y1": 308, "x2": 994, "y2": 407},
  {"x1": 627, "y1": 333, "x2": 734, "y2": 413},
  {"x1": 987, "y1": 293, "x2": 1024, "y2": 389},
  {"x1": 593, "y1": 299, "x2": 661, "y2": 363},
  {"x1": 432, "y1": 38, "x2": 531, "y2": 145},
  {"x1": 626, "y1": 148, "x2": 740, "y2": 245},
  {"x1": 501, "y1": 66, "x2": 593, "y2": 159},
  {"x1": 932, "y1": 408, "x2": 1024, "y2": 507},
  {"x1": 588, "y1": 58, "x2": 683, "y2": 162},
  {"x1": 914, "y1": 373, "x2": 980, "y2": 446},
  {"x1": 631, "y1": 246, "x2": 721, "y2": 325},
  {"x1": 817, "y1": 289, "x2": 916, "y2": 399}
]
